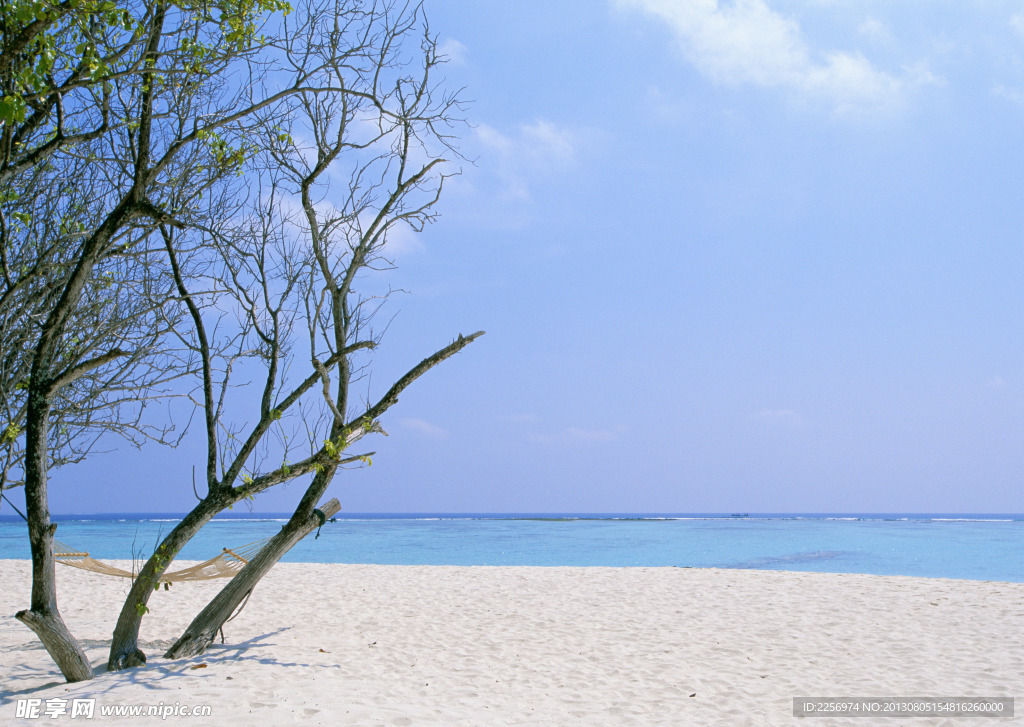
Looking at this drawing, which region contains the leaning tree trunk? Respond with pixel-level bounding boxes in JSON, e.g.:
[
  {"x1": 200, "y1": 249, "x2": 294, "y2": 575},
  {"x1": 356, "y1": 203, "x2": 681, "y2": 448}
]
[
  {"x1": 15, "y1": 532, "x2": 94, "y2": 683},
  {"x1": 164, "y1": 496, "x2": 341, "y2": 659},
  {"x1": 106, "y1": 493, "x2": 234, "y2": 671},
  {"x1": 16, "y1": 397, "x2": 94, "y2": 682}
]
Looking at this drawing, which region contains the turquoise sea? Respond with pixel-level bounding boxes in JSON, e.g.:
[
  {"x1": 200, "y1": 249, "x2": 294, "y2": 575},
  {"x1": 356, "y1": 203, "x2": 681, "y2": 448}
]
[{"x1": 0, "y1": 513, "x2": 1022, "y2": 582}]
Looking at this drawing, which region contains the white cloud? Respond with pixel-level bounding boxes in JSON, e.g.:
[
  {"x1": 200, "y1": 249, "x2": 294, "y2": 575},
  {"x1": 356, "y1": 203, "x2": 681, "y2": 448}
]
[
  {"x1": 444, "y1": 118, "x2": 598, "y2": 229},
  {"x1": 438, "y1": 38, "x2": 468, "y2": 65},
  {"x1": 615, "y1": 0, "x2": 908, "y2": 116},
  {"x1": 857, "y1": 17, "x2": 889, "y2": 42},
  {"x1": 1011, "y1": 13, "x2": 1024, "y2": 38},
  {"x1": 400, "y1": 417, "x2": 449, "y2": 438},
  {"x1": 474, "y1": 119, "x2": 580, "y2": 201},
  {"x1": 519, "y1": 121, "x2": 577, "y2": 165},
  {"x1": 993, "y1": 83, "x2": 1024, "y2": 107}
]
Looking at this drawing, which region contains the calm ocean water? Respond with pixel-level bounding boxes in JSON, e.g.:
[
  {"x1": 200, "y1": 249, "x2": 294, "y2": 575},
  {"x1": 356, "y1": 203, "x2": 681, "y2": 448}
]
[{"x1": 1, "y1": 513, "x2": 1022, "y2": 582}]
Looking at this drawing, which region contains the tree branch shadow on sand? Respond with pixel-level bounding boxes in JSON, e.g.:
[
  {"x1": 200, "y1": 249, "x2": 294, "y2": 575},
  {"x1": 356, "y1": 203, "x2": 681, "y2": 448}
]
[{"x1": 1, "y1": 626, "x2": 341, "y2": 701}]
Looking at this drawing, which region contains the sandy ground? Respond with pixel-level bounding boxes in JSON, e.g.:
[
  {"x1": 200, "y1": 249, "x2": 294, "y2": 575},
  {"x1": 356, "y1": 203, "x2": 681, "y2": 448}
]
[{"x1": 1, "y1": 560, "x2": 1022, "y2": 725}]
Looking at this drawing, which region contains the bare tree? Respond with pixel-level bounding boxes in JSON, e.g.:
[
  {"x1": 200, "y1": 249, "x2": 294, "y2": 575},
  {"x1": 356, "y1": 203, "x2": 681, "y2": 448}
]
[
  {"x1": 1, "y1": 128, "x2": 191, "y2": 684},
  {"x1": 107, "y1": 0, "x2": 482, "y2": 667},
  {"x1": 4, "y1": 0, "x2": 479, "y2": 680},
  {"x1": 2, "y1": 0, "x2": 333, "y2": 681}
]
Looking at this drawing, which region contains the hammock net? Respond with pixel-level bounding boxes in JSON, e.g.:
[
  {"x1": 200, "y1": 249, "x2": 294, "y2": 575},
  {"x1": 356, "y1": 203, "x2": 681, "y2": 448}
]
[{"x1": 53, "y1": 538, "x2": 271, "y2": 583}]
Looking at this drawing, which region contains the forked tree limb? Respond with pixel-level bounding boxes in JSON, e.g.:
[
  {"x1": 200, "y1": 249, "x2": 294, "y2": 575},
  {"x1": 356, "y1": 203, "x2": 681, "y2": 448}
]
[
  {"x1": 163, "y1": 498, "x2": 342, "y2": 659},
  {"x1": 164, "y1": 331, "x2": 484, "y2": 660}
]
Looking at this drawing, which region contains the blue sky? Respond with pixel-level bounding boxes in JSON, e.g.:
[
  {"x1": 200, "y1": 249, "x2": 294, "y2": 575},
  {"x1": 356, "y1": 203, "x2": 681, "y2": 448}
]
[{"x1": 45, "y1": 0, "x2": 1024, "y2": 513}]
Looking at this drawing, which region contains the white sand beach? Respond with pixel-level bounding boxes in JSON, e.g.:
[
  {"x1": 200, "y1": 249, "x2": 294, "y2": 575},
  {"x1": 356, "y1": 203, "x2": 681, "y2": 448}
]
[{"x1": 2, "y1": 560, "x2": 1022, "y2": 725}]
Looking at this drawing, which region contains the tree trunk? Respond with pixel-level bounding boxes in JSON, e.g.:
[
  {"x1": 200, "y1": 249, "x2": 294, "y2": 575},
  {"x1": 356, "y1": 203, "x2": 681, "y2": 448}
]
[
  {"x1": 16, "y1": 607, "x2": 94, "y2": 683},
  {"x1": 18, "y1": 394, "x2": 94, "y2": 682},
  {"x1": 15, "y1": 121, "x2": 150, "y2": 683},
  {"x1": 107, "y1": 494, "x2": 233, "y2": 671},
  {"x1": 164, "y1": 497, "x2": 341, "y2": 659}
]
